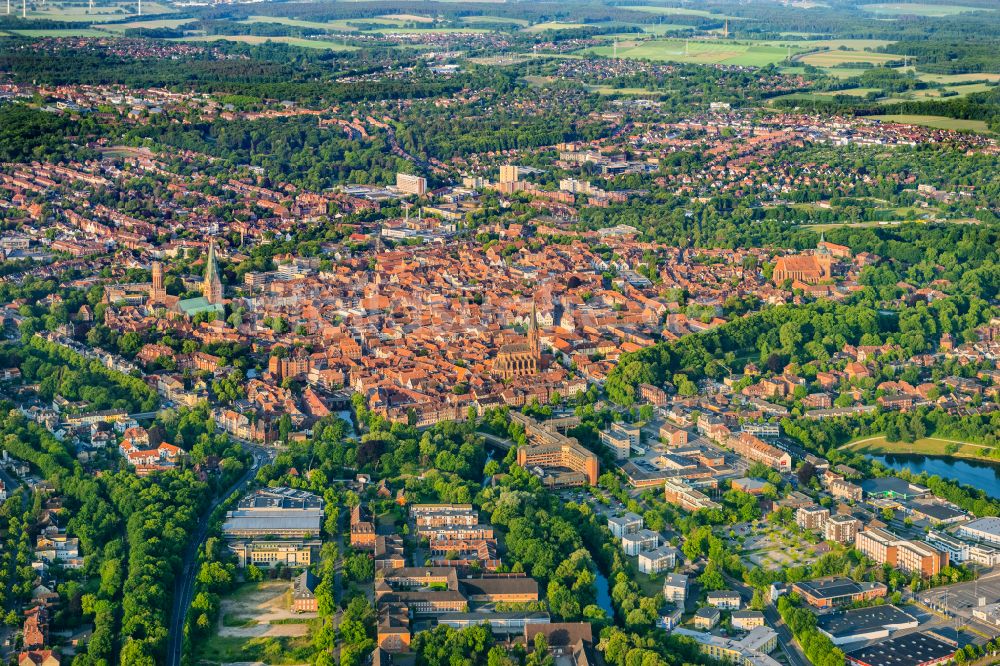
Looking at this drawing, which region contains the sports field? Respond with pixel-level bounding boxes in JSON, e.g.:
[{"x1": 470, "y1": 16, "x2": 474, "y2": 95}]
[
  {"x1": 870, "y1": 114, "x2": 989, "y2": 132},
  {"x1": 862, "y1": 3, "x2": 988, "y2": 16},
  {"x1": 584, "y1": 38, "x2": 802, "y2": 66}
]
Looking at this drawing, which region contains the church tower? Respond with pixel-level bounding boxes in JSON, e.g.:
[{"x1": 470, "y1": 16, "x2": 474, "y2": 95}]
[
  {"x1": 150, "y1": 261, "x2": 165, "y2": 302},
  {"x1": 528, "y1": 300, "x2": 540, "y2": 361},
  {"x1": 203, "y1": 241, "x2": 224, "y2": 305}
]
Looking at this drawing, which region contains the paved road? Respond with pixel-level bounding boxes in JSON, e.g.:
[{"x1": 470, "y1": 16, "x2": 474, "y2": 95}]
[
  {"x1": 165, "y1": 448, "x2": 267, "y2": 666},
  {"x1": 724, "y1": 574, "x2": 810, "y2": 666}
]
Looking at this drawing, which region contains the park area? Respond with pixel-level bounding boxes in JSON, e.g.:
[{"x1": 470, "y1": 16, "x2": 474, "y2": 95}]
[{"x1": 842, "y1": 435, "x2": 995, "y2": 460}]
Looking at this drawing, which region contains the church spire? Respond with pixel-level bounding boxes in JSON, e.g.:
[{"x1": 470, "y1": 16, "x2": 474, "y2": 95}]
[
  {"x1": 203, "y1": 241, "x2": 223, "y2": 305},
  {"x1": 528, "y1": 300, "x2": 540, "y2": 360}
]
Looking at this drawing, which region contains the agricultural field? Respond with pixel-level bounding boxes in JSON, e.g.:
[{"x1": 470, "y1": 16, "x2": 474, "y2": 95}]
[
  {"x1": 95, "y1": 17, "x2": 195, "y2": 31},
  {"x1": 1, "y1": 27, "x2": 109, "y2": 36},
  {"x1": 522, "y1": 21, "x2": 588, "y2": 32},
  {"x1": 21, "y1": 0, "x2": 173, "y2": 20},
  {"x1": 861, "y1": 2, "x2": 989, "y2": 16},
  {"x1": 918, "y1": 72, "x2": 1000, "y2": 84},
  {"x1": 619, "y1": 5, "x2": 737, "y2": 19},
  {"x1": 797, "y1": 48, "x2": 901, "y2": 67},
  {"x1": 869, "y1": 114, "x2": 990, "y2": 132},
  {"x1": 242, "y1": 15, "x2": 346, "y2": 31},
  {"x1": 583, "y1": 38, "x2": 803, "y2": 66},
  {"x1": 460, "y1": 15, "x2": 529, "y2": 26}
]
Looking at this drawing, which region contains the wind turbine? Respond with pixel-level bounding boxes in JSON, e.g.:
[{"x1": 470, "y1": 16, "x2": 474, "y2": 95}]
[
  {"x1": 22, "y1": 0, "x2": 26, "y2": 20},
  {"x1": 137, "y1": 0, "x2": 141, "y2": 16}
]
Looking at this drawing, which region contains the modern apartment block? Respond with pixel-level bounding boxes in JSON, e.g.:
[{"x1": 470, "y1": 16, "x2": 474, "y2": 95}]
[
  {"x1": 855, "y1": 527, "x2": 948, "y2": 576},
  {"x1": 796, "y1": 505, "x2": 830, "y2": 531},
  {"x1": 824, "y1": 515, "x2": 862, "y2": 544},
  {"x1": 396, "y1": 173, "x2": 427, "y2": 196},
  {"x1": 607, "y1": 513, "x2": 643, "y2": 539}
]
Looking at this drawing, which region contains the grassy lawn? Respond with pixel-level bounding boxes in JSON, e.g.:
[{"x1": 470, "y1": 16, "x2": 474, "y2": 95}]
[
  {"x1": 843, "y1": 435, "x2": 993, "y2": 460},
  {"x1": 869, "y1": 114, "x2": 990, "y2": 132},
  {"x1": 861, "y1": 3, "x2": 989, "y2": 16},
  {"x1": 633, "y1": 568, "x2": 667, "y2": 597},
  {"x1": 582, "y1": 38, "x2": 803, "y2": 67},
  {"x1": 195, "y1": 635, "x2": 312, "y2": 665}
]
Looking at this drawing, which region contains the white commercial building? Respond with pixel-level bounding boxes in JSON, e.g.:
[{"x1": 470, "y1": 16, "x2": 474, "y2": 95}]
[{"x1": 959, "y1": 517, "x2": 1000, "y2": 546}]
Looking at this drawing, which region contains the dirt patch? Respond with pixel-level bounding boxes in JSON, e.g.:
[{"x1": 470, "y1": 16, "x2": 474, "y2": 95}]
[{"x1": 218, "y1": 581, "x2": 316, "y2": 638}]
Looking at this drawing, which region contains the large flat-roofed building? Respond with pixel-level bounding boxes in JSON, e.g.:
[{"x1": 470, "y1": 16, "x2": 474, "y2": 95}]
[
  {"x1": 845, "y1": 631, "x2": 955, "y2": 666},
  {"x1": 222, "y1": 488, "x2": 324, "y2": 538},
  {"x1": 959, "y1": 517, "x2": 1000, "y2": 546},
  {"x1": 513, "y1": 413, "x2": 599, "y2": 487},
  {"x1": 855, "y1": 528, "x2": 948, "y2": 576},
  {"x1": 859, "y1": 478, "x2": 930, "y2": 500},
  {"x1": 817, "y1": 605, "x2": 918, "y2": 646},
  {"x1": 791, "y1": 577, "x2": 888, "y2": 609},
  {"x1": 438, "y1": 611, "x2": 550, "y2": 635},
  {"x1": 896, "y1": 540, "x2": 948, "y2": 577},
  {"x1": 228, "y1": 539, "x2": 320, "y2": 568},
  {"x1": 855, "y1": 527, "x2": 899, "y2": 565},
  {"x1": 459, "y1": 577, "x2": 539, "y2": 603}
]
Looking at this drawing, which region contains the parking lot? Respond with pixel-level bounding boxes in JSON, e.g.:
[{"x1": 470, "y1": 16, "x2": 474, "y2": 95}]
[{"x1": 921, "y1": 575, "x2": 1000, "y2": 619}]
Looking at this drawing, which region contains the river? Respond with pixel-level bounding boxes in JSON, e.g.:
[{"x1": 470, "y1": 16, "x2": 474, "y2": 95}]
[
  {"x1": 871, "y1": 453, "x2": 1000, "y2": 499},
  {"x1": 594, "y1": 570, "x2": 614, "y2": 617}
]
